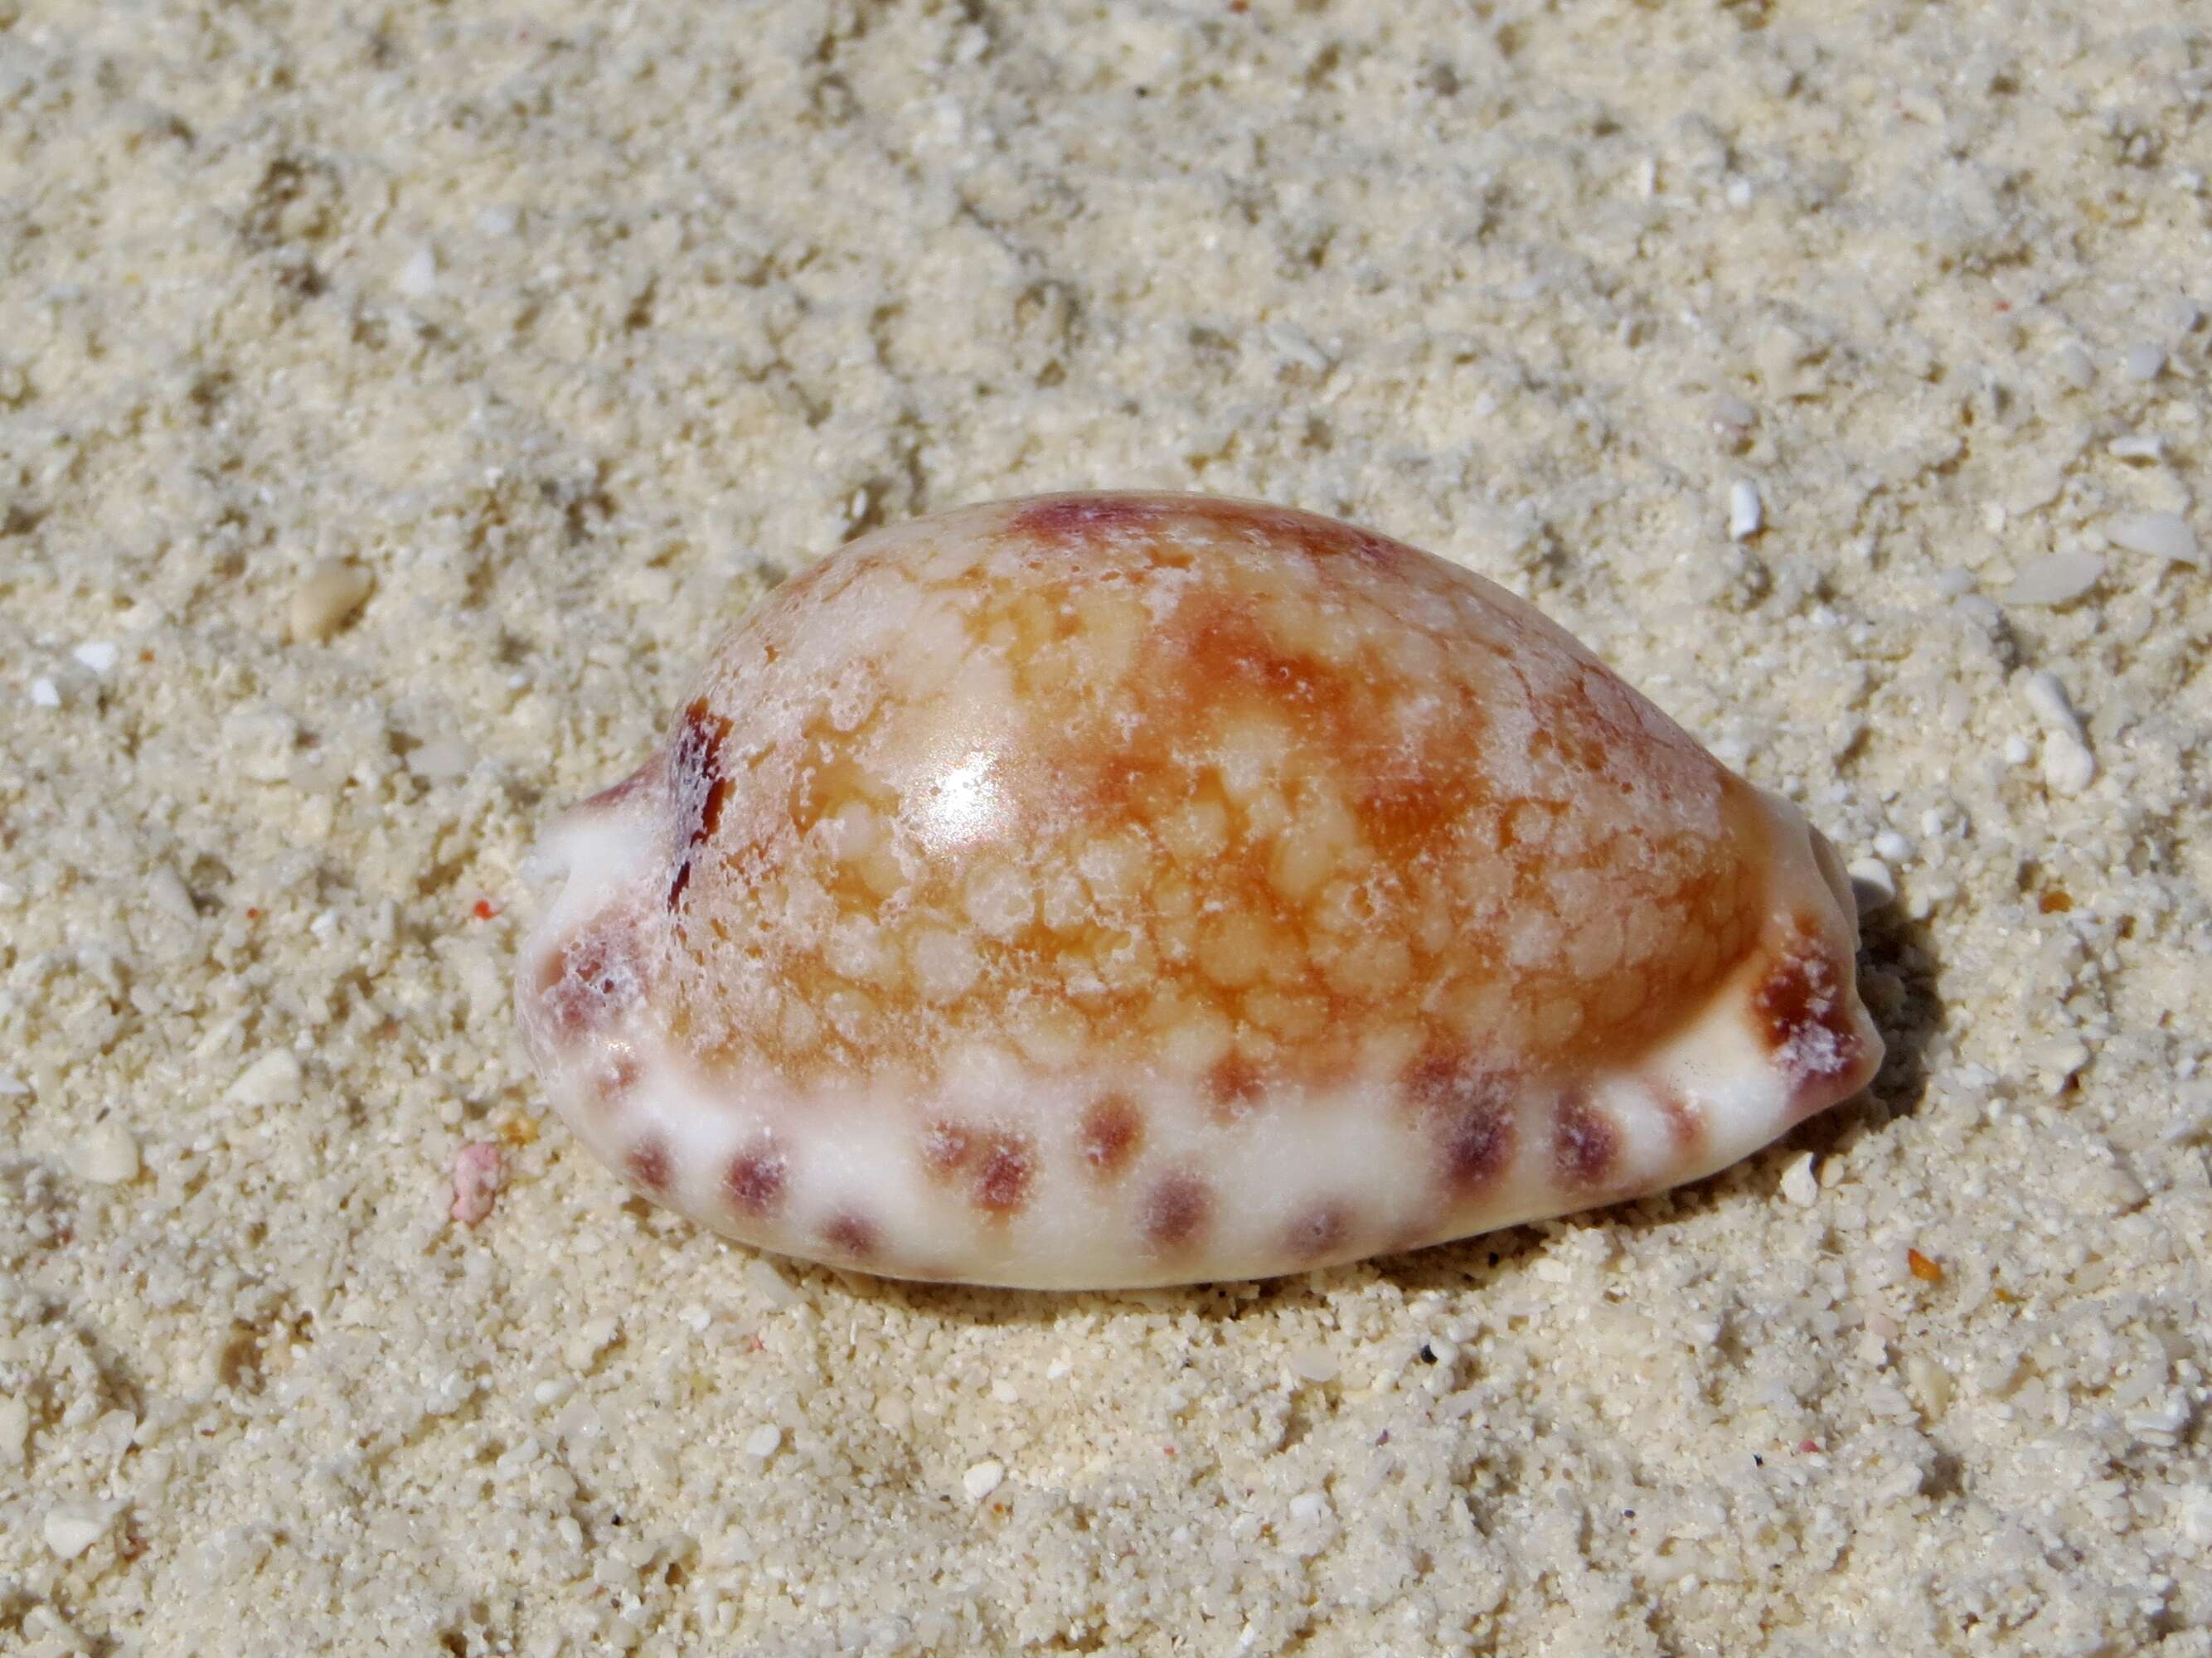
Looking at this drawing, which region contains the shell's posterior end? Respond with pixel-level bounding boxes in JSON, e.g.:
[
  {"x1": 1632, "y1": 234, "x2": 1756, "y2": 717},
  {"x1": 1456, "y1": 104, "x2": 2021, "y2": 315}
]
[{"x1": 513, "y1": 769, "x2": 668, "y2": 1126}]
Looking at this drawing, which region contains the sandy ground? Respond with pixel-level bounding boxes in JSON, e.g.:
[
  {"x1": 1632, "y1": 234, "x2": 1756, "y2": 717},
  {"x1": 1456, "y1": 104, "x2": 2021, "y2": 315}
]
[{"x1": 2, "y1": 2, "x2": 2208, "y2": 1653}]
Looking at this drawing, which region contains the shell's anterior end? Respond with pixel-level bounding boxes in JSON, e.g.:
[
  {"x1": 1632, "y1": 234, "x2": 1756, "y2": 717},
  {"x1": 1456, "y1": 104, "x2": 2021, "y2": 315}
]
[{"x1": 513, "y1": 492, "x2": 1887, "y2": 1289}]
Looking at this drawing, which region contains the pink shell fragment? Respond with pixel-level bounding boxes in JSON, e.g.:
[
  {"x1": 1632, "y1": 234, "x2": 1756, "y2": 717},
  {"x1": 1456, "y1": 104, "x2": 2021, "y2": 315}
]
[
  {"x1": 451, "y1": 1141, "x2": 506, "y2": 1227},
  {"x1": 516, "y1": 493, "x2": 1883, "y2": 1287}
]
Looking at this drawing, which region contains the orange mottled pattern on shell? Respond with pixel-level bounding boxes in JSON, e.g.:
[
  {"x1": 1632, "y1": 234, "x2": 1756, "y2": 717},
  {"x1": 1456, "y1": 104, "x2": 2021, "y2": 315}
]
[{"x1": 658, "y1": 493, "x2": 1768, "y2": 1109}]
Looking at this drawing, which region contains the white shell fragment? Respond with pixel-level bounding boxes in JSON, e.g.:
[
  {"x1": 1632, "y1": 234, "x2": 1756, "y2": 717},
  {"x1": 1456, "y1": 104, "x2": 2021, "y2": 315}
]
[
  {"x1": 2001, "y1": 550, "x2": 2104, "y2": 608},
  {"x1": 516, "y1": 494, "x2": 1884, "y2": 1288},
  {"x1": 2106, "y1": 511, "x2": 2203, "y2": 570}
]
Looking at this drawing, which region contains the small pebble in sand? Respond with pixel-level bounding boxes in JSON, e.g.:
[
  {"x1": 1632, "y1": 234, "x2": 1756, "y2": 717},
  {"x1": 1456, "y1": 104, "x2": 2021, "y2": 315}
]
[
  {"x1": 28, "y1": 676, "x2": 60, "y2": 708},
  {"x1": 2119, "y1": 342, "x2": 2165, "y2": 382},
  {"x1": 1283, "y1": 1491, "x2": 1336, "y2": 1555},
  {"x1": 2048, "y1": 341, "x2": 2095, "y2": 388},
  {"x1": 2126, "y1": 1396, "x2": 2192, "y2": 1440},
  {"x1": 398, "y1": 246, "x2": 439, "y2": 298},
  {"x1": 1707, "y1": 395, "x2": 1756, "y2": 444},
  {"x1": 1728, "y1": 478, "x2": 1763, "y2": 540},
  {"x1": 1779, "y1": 1153, "x2": 1820, "y2": 1207},
  {"x1": 289, "y1": 560, "x2": 375, "y2": 642},
  {"x1": 1904, "y1": 1354, "x2": 1954, "y2": 1415},
  {"x1": 517, "y1": 494, "x2": 1882, "y2": 1287},
  {"x1": 229, "y1": 1049, "x2": 303, "y2": 1107},
  {"x1": 2019, "y1": 671, "x2": 2098, "y2": 794},
  {"x1": 1264, "y1": 324, "x2": 1332, "y2": 373},
  {"x1": 406, "y1": 739, "x2": 473, "y2": 783},
  {"x1": 2020, "y1": 671, "x2": 2084, "y2": 739},
  {"x1": 743, "y1": 1423, "x2": 783, "y2": 1460},
  {"x1": 2041, "y1": 732, "x2": 2097, "y2": 797},
  {"x1": 0, "y1": 1397, "x2": 27, "y2": 1468},
  {"x1": 963, "y1": 1459, "x2": 1005, "y2": 1502},
  {"x1": 44, "y1": 1505, "x2": 112, "y2": 1561},
  {"x1": 69, "y1": 1121, "x2": 139, "y2": 1185}
]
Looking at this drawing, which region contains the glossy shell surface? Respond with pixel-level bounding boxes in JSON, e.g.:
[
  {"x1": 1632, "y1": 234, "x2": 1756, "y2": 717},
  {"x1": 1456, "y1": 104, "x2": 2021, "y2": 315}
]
[{"x1": 517, "y1": 493, "x2": 1883, "y2": 1287}]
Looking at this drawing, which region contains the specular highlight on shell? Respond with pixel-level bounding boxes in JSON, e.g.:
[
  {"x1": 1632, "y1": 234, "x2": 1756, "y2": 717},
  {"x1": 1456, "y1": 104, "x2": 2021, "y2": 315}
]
[{"x1": 517, "y1": 492, "x2": 1883, "y2": 1288}]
